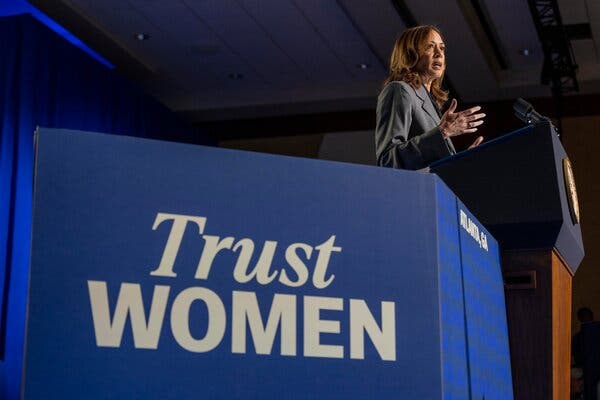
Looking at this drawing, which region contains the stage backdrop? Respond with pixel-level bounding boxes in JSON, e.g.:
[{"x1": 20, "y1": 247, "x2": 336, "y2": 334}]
[
  {"x1": 0, "y1": 14, "x2": 213, "y2": 397},
  {"x1": 17, "y1": 127, "x2": 513, "y2": 399}
]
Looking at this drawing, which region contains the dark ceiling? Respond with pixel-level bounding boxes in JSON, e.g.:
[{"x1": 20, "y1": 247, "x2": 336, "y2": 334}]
[{"x1": 25, "y1": 0, "x2": 600, "y2": 126}]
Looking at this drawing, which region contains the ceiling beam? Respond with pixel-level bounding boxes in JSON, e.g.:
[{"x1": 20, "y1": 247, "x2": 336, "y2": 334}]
[
  {"x1": 28, "y1": 0, "x2": 156, "y2": 87},
  {"x1": 193, "y1": 92, "x2": 600, "y2": 142}
]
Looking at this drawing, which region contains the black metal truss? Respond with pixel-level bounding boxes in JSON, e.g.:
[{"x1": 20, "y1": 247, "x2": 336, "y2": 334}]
[{"x1": 527, "y1": 0, "x2": 579, "y2": 96}]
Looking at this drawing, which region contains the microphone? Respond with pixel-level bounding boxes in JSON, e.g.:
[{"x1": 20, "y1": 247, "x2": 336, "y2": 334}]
[{"x1": 513, "y1": 98, "x2": 549, "y2": 125}]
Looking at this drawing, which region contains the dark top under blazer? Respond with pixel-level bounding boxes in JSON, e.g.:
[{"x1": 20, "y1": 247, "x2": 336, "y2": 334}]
[{"x1": 375, "y1": 81, "x2": 455, "y2": 170}]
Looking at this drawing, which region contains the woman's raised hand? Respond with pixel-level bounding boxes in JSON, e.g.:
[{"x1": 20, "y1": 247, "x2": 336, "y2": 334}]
[{"x1": 439, "y1": 98, "x2": 485, "y2": 138}]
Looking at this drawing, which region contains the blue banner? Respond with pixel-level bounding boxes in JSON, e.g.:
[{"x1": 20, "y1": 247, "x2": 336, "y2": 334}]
[{"x1": 22, "y1": 128, "x2": 512, "y2": 399}]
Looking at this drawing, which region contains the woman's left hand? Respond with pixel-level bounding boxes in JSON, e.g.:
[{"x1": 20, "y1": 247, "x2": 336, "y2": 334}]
[{"x1": 439, "y1": 99, "x2": 486, "y2": 138}]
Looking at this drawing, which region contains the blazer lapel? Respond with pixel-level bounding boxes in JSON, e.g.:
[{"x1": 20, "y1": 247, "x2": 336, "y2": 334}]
[
  {"x1": 415, "y1": 85, "x2": 440, "y2": 123},
  {"x1": 415, "y1": 85, "x2": 457, "y2": 154}
]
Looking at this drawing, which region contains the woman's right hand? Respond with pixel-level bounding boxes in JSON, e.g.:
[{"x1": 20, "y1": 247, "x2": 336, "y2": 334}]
[{"x1": 439, "y1": 98, "x2": 485, "y2": 138}]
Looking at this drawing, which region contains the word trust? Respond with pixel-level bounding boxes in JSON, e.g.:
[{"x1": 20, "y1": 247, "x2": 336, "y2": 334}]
[{"x1": 87, "y1": 212, "x2": 397, "y2": 361}]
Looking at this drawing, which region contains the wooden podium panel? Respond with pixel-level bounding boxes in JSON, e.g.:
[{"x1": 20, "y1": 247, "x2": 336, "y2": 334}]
[{"x1": 503, "y1": 249, "x2": 573, "y2": 400}]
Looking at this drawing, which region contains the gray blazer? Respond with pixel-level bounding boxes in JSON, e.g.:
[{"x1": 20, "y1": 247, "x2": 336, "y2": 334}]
[{"x1": 375, "y1": 81, "x2": 455, "y2": 170}]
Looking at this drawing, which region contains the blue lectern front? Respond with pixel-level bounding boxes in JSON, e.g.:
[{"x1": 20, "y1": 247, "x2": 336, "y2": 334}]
[{"x1": 3, "y1": 128, "x2": 512, "y2": 399}]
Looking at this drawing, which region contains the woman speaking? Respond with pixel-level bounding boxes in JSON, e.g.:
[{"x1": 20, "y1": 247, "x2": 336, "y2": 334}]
[{"x1": 375, "y1": 25, "x2": 485, "y2": 170}]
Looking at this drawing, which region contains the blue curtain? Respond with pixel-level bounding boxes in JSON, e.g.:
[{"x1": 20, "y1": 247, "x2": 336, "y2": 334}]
[{"x1": 0, "y1": 14, "x2": 213, "y2": 398}]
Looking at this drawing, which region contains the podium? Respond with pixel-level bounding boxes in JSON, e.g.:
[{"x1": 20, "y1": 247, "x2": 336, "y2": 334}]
[
  {"x1": 2, "y1": 128, "x2": 514, "y2": 399},
  {"x1": 431, "y1": 121, "x2": 584, "y2": 400}
]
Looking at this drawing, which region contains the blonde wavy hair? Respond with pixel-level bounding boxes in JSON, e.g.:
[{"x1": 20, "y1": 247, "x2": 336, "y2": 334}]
[{"x1": 384, "y1": 25, "x2": 449, "y2": 108}]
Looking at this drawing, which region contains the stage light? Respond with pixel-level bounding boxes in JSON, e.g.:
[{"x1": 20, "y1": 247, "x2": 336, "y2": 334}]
[
  {"x1": 135, "y1": 32, "x2": 150, "y2": 41},
  {"x1": 519, "y1": 48, "x2": 531, "y2": 56}
]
